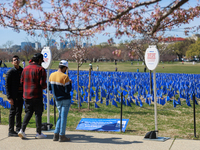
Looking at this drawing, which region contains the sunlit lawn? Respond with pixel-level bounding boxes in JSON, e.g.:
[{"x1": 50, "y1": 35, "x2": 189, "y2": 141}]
[{"x1": 1, "y1": 61, "x2": 200, "y2": 139}]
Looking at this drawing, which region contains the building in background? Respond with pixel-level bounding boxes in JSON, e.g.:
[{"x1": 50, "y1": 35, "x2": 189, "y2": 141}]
[
  {"x1": 21, "y1": 42, "x2": 41, "y2": 50},
  {"x1": 35, "y1": 42, "x2": 42, "y2": 50},
  {"x1": 21, "y1": 42, "x2": 32, "y2": 50},
  {"x1": 11, "y1": 45, "x2": 21, "y2": 52},
  {"x1": 82, "y1": 42, "x2": 92, "y2": 48},
  {"x1": 60, "y1": 41, "x2": 69, "y2": 49},
  {"x1": 160, "y1": 37, "x2": 186, "y2": 45},
  {"x1": 60, "y1": 40, "x2": 92, "y2": 49},
  {"x1": 49, "y1": 39, "x2": 56, "y2": 47}
]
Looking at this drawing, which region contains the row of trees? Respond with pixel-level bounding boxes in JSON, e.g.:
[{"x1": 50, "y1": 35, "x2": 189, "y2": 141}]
[
  {"x1": 59, "y1": 36, "x2": 198, "y2": 63},
  {"x1": 0, "y1": 36, "x2": 198, "y2": 63}
]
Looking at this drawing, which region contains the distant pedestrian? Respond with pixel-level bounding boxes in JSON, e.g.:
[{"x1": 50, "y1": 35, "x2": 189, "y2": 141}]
[
  {"x1": 131, "y1": 62, "x2": 133, "y2": 65},
  {"x1": 137, "y1": 68, "x2": 139, "y2": 72},
  {"x1": 3, "y1": 62, "x2": 7, "y2": 68},
  {"x1": 96, "y1": 65, "x2": 99, "y2": 71},
  {"x1": 22, "y1": 60, "x2": 25, "y2": 68},
  {"x1": 144, "y1": 67, "x2": 146, "y2": 72},
  {"x1": 89, "y1": 62, "x2": 93, "y2": 71},
  {"x1": 115, "y1": 67, "x2": 118, "y2": 72},
  {"x1": 0, "y1": 59, "x2": 2, "y2": 67},
  {"x1": 18, "y1": 53, "x2": 47, "y2": 139}
]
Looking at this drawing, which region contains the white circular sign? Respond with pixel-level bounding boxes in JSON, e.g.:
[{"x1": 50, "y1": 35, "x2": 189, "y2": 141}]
[
  {"x1": 41, "y1": 47, "x2": 52, "y2": 69},
  {"x1": 145, "y1": 45, "x2": 160, "y2": 71}
]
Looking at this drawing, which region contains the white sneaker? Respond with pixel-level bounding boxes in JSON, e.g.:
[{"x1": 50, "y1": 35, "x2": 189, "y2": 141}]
[
  {"x1": 35, "y1": 133, "x2": 47, "y2": 139},
  {"x1": 18, "y1": 129, "x2": 26, "y2": 139}
]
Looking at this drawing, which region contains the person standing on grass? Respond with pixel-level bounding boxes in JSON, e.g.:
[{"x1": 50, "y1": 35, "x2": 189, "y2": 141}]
[
  {"x1": 49, "y1": 60, "x2": 72, "y2": 142},
  {"x1": 18, "y1": 53, "x2": 47, "y2": 139},
  {"x1": 96, "y1": 65, "x2": 99, "y2": 71},
  {"x1": 0, "y1": 59, "x2": 2, "y2": 67},
  {"x1": 22, "y1": 60, "x2": 25, "y2": 68},
  {"x1": 144, "y1": 67, "x2": 146, "y2": 72},
  {"x1": 6, "y1": 55, "x2": 23, "y2": 137}
]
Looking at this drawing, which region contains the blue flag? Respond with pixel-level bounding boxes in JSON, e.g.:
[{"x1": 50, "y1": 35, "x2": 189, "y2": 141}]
[
  {"x1": 126, "y1": 99, "x2": 132, "y2": 107},
  {"x1": 137, "y1": 96, "x2": 143, "y2": 107},
  {"x1": 116, "y1": 97, "x2": 120, "y2": 103},
  {"x1": 95, "y1": 94, "x2": 99, "y2": 102},
  {"x1": 167, "y1": 96, "x2": 171, "y2": 102},
  {"x1": 123, "y1": 90, "x2": 128, "y2": 96},
  {"x1": 101, "y1": 88, "x2": 106, "y2": 98},
  {"x1": 145, "y1": 97, "x2": 149, "y2": 105},
  {"x1": 135, "y1": 98, "x2": 139, "y2": 106},
  {"x1": 122, "y1": 98, "x2": 126, "y2": 106},
  {"x1": 112, "y1": 100, "x2": 118, "y2": 107},
  {"x1": 106, "y1": 100, "x2": 109, "y2": 106},
  {"x1": 129, "y1": 97, "x2": 134, "y2": 104},
  {"x1": 80, "y1": 96, "x2": 83, "y2": 103},
  {"x1": 173, "y1": 99, "x2": 179, "y2": 108},
  {"x1": 114, "y1": 88, "x2": 118, "y2": 95},
  {"x1": 100, "y1": 97, "x2": 103, "y2": 104},
  {"x1": 178, "y1": 98, "x2": 181, "y2": 105},
  {"x1": 95, "y1": 103, "x2": 100, "y2": 108},
  {"x1": 186, "y1": 98, "x2": 191, "y2": 107}
]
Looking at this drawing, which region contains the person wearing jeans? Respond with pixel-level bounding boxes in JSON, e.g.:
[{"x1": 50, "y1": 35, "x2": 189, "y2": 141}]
[
  {"x1": 49, "y1": 60, "x2": 72, "y2": 142},
  {"x1": 54, "y1": 100, "x2": 71, "y2": 136}
]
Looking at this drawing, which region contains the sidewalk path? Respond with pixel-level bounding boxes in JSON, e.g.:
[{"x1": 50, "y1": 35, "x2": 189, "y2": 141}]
[{"x1": 0, "y1": 125, "x2": 199, "y2": 150}]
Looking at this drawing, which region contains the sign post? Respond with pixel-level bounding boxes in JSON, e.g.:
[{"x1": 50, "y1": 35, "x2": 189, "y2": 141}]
[
  {"x1": 41, "y1": 47, "x2": 52, "y2": 130},
  {"x1": 144, "y1": 45, "x2": 170, "y2": 142}
]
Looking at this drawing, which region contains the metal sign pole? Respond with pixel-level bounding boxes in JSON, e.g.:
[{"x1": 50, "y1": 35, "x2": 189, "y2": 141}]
[
  {"x1": 47, "y1": 68, "x2": 50, "y2": 130},
  {"x1": 120, "y1": 92, "x2": 123, "y2": 132},
  {"x1": 144, "y1": 45, "x2": 170, "y2": 141},
  {"x1": 41, "y1": 47, "x2": 52, "y2": 131},
  {"x1": 153, "y1": 69, "x2": 158, "y2": 136}
]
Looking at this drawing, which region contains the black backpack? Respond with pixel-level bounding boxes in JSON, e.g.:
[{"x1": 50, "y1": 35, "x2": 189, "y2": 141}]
[
  {"x1": 41, "y1": 123, "x2": 53, "y2": 131},
  {"x1": 144, "y1": 131, "x2": 158, "y2": 139}
]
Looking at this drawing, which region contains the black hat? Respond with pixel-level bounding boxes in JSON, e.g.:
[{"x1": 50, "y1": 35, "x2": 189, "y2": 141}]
[{"x1": 32, "y1": 53, "x2": 44, "y2": 62}]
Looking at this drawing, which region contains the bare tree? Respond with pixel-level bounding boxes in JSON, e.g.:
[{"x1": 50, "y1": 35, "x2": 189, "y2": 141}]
[
  {"x1": 2, "y1": 40, "x2": 14, "y2": 53},
  {"x1": 20, "y1": 45, "x2": 36, "y2": 61},
  {"x1": 0, "y1": 51, "x2": 12, "y2": 62}
]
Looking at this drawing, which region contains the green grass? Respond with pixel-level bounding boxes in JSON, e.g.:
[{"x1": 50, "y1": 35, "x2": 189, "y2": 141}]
[
  {"x1": 1, "y1": 95, "x2": 199, "y2": 139},
  {"x1": 1, "y1": 61, "x2": 200, "y2": 139},
  {"x1": 5, "y1": 60, "x2": 200, "y2": 74}
]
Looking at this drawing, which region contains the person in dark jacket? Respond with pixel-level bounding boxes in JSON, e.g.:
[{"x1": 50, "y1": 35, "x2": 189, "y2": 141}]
[
  {"x1": 49, "y1": 60, "x2": 72, "y2": 142},
  {"x1": 6, "y1": 55, "x2": 23, "y2": 137}
]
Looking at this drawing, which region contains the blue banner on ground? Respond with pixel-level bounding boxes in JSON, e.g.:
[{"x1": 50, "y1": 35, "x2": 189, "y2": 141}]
[{"x1": 76, "y1": 118, "x2": 129, "y2": 132}]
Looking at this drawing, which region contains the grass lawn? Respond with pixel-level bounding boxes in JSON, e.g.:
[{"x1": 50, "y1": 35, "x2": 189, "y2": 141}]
[
  {"x1": 1, "y1": 61, "x2": 200, "y2": 139},
  {"x1": 5, "y1": 60, "x2": 200, "y2": 74}
]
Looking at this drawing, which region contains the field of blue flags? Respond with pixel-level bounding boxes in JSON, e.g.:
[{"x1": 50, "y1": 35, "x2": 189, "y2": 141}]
[{"x1": 0, "y1": 67, "x2": 199, "y2": 109}]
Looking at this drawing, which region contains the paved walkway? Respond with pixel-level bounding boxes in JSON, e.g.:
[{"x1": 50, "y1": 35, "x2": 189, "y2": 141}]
[{"x1": 0, "y1": 125, "x2": 199, "y2": 150}]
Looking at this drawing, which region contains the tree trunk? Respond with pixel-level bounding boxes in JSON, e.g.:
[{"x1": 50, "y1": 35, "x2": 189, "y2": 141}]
[
  {"x1": 77, "y1": 62, "x2": 80, "y2": 109},
  {"x1": 88, "y1": 68, "x2": 91, "y2": 109}
]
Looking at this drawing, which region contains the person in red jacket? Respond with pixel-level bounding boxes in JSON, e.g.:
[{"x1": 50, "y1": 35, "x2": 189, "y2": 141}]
[{"x1": 18, "y1": 53, "x2": 47, "y2": 139}]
